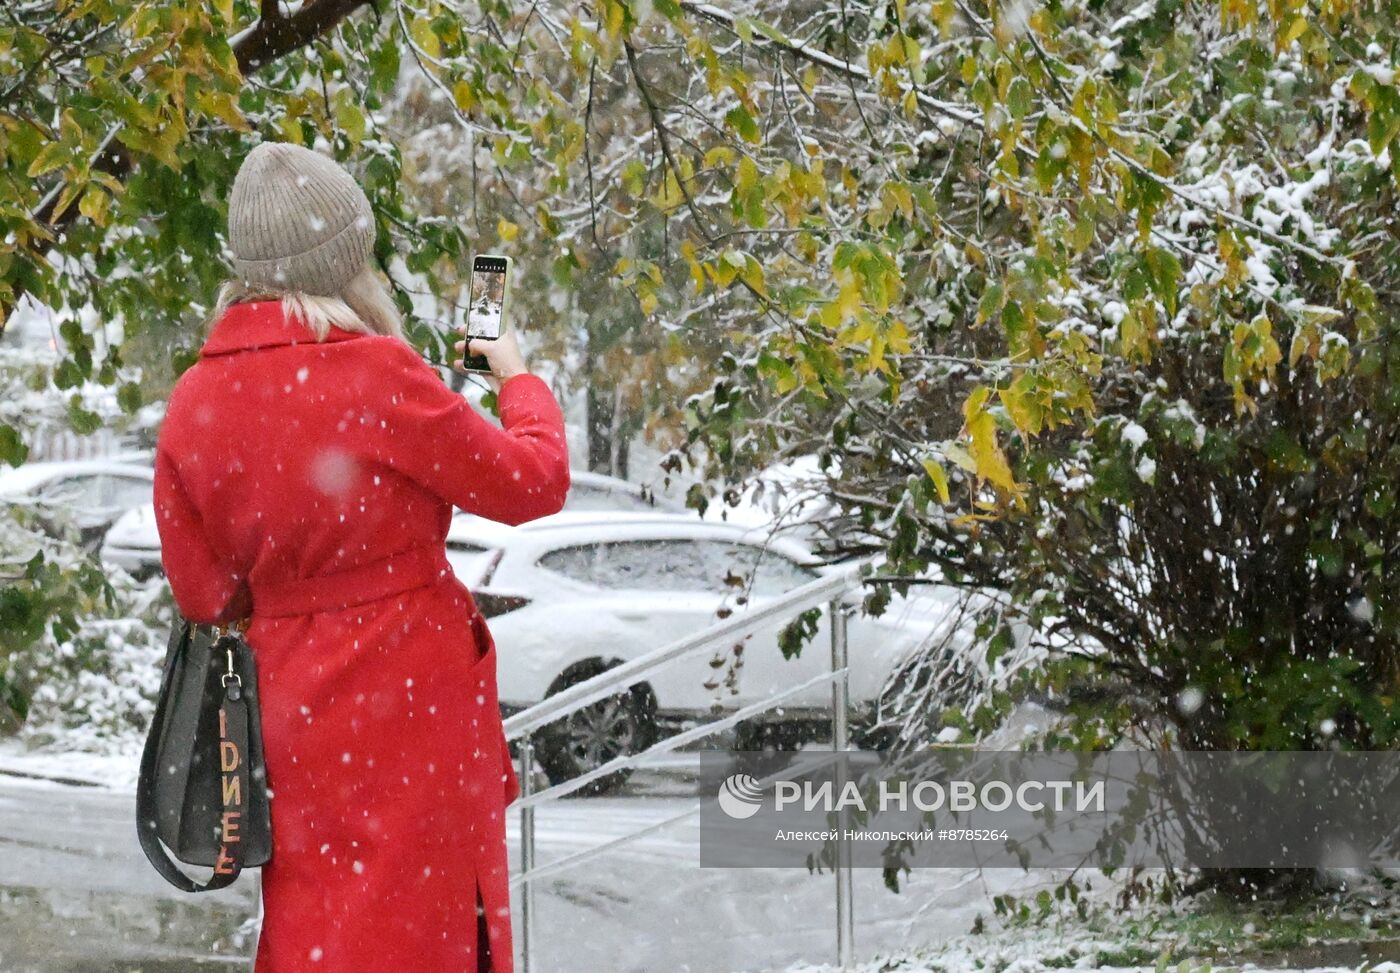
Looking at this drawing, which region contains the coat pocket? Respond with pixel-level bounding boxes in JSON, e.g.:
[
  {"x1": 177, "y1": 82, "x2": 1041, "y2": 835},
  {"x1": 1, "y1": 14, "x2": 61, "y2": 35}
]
[
  {"x1": 465, "y1": 610, "x2": 520, "y2": 806},
  {"x1": 467, "y1": 604, "x2": 492, "y2": 664}
]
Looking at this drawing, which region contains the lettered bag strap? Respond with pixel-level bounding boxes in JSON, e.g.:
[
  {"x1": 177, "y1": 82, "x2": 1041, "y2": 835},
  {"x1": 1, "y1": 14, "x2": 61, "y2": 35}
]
[
  {"x1": 136, "y1": 627, "x2": 248, "y2": 893},
  {"x1": 213, "y1": 642, "x2": 252, "y2": 884}
]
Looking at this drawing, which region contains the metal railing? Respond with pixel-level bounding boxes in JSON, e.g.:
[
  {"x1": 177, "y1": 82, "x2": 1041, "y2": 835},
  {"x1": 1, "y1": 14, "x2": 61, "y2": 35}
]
[{"x1": 503, "y1": 563, "x2": 871, "y2": 972}]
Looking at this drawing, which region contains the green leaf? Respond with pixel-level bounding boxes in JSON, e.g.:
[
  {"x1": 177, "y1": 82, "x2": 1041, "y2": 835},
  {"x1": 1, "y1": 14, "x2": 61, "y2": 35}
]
[
  {"x1": 1006, "y1": 77, "x2": 1033, "y2": 121},
  {"x1": 976, "y1": 281, "x2": 1004, "y2": 326},
  {"x1": 0, "y1": 424, "x2": 28, "y2": 467},
  {"x1": 777, "y1": 606, "x2": 822, "y2": 660},
  {"x1": 117, "y1": 382, "x2": 143, "y2": 414},
  {"x1": 67, "y1": 397, "x2": 102, "y2": 435},
  {"x1": 724, "y1": 105, "x2": 761, "y2": 144},
  {"x1": 1144, "y1": 247, "x2": 1182, "y2": 318},
  {"x1": 53, "y1": 358, "x2": 83, "y2": 390},
  {"x1": 334, "y1": 91, "x2": 367, "y2": 145}
]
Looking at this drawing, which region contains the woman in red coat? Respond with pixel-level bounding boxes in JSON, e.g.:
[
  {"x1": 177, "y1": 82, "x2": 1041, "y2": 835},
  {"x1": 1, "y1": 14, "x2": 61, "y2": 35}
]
[{"x1": 154, "y1": 142, "x2": 569, "y2": 972}]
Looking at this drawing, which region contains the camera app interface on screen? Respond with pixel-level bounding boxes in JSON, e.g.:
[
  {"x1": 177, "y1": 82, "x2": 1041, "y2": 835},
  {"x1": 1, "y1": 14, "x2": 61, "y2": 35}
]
[{"x1": 468, "y1": 260, "x2": 506, "y2": 339}]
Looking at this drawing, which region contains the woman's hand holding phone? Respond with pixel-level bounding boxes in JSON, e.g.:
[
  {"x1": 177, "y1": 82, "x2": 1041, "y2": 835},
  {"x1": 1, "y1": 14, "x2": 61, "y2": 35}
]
[{"x1": 452, "y1": 329, "x2": 528, "y2": 392}]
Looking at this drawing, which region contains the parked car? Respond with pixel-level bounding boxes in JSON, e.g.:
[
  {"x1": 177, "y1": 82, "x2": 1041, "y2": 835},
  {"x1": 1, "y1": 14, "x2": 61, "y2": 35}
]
[
  {"x1": 99, "y1": 501, "x2": 163, "y2": 578},
  {"x1": 0, "y1": 459, "x2": 153, "y2": 551},
  {"x1": 444, "y1": 511, "x2": 944, "y2": 793},
  {"x1": 562, "y1": 470, "x2": 678, "y2": 512},
  {"x1": 100, "y1": 469, "x2": 675, "y2": 577}
]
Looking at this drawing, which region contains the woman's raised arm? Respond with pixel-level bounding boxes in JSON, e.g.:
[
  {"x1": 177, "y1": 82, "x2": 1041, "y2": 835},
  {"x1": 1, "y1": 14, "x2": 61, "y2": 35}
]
[{"x1": 372, "y1": 339, "x2": 570, "y2": 525}]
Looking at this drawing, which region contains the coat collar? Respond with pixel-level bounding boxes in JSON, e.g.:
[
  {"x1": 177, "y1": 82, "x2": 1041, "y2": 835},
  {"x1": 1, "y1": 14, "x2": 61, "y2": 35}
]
[{"x1": 200, "y1": 301, "x2": 364, "y2": 357}]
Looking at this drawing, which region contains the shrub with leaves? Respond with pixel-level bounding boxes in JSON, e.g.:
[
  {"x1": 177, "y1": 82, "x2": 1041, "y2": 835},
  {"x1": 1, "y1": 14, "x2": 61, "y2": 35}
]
[
  {"x1": 628, "y1": 1, "x2": 1400, "y2": 756},
  {"x1": 0, "y1": 505, "x2": 169, "y2": 749}
]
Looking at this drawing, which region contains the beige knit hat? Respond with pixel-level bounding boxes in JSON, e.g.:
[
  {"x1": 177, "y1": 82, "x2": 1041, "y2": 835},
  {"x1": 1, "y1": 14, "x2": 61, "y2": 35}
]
[{"x1": 227, "y1": 142, "x2": 375, "y2": 297}]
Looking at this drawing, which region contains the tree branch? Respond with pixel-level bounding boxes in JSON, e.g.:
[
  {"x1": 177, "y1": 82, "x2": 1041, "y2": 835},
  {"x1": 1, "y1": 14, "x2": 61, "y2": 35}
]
[
  {"x1": 4, "y1": 0, "x2": 375, "y2": 326},
  {"x1": 677, "y1": 0, "x2": 977, "y2": 125},
  {"x1": 233, "y1": 0, "x2": 370, "y2": 72}
]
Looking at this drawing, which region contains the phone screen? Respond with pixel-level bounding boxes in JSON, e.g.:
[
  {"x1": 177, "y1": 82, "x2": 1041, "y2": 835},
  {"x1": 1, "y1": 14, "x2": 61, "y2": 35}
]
[{"x1": 468, "y1": 257, "x2": 508, "y2": 340}]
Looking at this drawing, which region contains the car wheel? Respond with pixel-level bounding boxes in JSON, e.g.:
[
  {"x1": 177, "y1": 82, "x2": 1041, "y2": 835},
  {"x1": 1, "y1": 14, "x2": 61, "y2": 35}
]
[
  {"x1": 850, "y1": 721, "x2": 898, "y2": 750},
  {"x1": 534, "y1": 664, "x2": 656, "y2": 797},
  {"x1": 733, "y1": 720, "x2": 809, "y2": 752}
]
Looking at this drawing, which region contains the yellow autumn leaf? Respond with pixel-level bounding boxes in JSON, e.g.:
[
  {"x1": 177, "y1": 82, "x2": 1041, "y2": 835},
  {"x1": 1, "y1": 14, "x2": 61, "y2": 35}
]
[
  {"x1": 410, "y1": 16, "x2": 442, "y2": 61},
  {"x1": 78, "y1": 186, "x2": 111, "y2": 226},
  {"x1": 1279, "y1": 15, "x2": 1307, "y2": 50},
  {"x1": 497, "y1": 218, "x2": 519, "y2": 242},
  {"x1": 453, "y1": 80, "x2": 477, "y2": 113},
  {"x1": 819, "y1": 278, "x2": 862, "y2": 329},
  {"x1": 943, "y1": 441, "x2": 977, "y2": 473},
  {"x1": 922, "y1": 458, "x2": 951, "y2": 504},
  {"x1": 962, "y1": 387, "x2": 1020, "y2": 495}
]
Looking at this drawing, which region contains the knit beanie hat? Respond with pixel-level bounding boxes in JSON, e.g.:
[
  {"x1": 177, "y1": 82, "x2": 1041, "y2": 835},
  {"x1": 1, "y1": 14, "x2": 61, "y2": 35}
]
[{"x1": 227, "y1": 142, "x2": 375, "y2": 297}]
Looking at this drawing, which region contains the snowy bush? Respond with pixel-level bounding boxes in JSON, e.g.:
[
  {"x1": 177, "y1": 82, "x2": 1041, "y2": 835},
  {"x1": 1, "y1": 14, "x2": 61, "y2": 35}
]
[
  {"x1": 3, "y1": 571, "x2": 169, "y2": 754},
  {"x1": 0, "y1": 502, "x2": 169, "y2": 751},
  {"x1": 0, "y1": 320, "x2": 163, "y2": 746},
  {"x1": 656, "y1": 5, "x2": 1400, "y2": 765}
]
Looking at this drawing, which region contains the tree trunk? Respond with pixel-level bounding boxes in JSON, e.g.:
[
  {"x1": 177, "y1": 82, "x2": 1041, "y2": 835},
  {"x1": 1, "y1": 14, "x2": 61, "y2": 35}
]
[{"x1": 587, "y1": 380, "x2": 620, "y2": 477}]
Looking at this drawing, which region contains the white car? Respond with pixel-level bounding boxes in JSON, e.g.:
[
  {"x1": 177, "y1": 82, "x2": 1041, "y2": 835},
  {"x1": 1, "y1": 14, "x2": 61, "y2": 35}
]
[
  {"x1": 99, "y1": 469, "x2": 677, "y2": 578},
  {"x1": 0, "y1": 458, "x2": 153, "y2": 550},
  {"x1": 100, "y1": 501, "x2": 164, "y2": 578},
  {"x1": 541, "y1": 469, "x2": 677, "y2": 513},
  {"x1": 444, "y1": 511, "x2": 943, "y2": 791}
]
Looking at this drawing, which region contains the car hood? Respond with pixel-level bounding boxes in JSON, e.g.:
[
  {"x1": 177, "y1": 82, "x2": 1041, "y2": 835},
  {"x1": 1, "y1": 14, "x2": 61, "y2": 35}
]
[{"x1": 104, "y1": 503, "x2": 160, "y2": 548}]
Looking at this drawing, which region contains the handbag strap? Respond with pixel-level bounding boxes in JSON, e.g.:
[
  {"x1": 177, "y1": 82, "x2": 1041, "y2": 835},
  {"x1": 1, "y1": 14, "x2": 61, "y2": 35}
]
[{"x1": 136, "y1": 627, "x2": 251, "y2": 893}]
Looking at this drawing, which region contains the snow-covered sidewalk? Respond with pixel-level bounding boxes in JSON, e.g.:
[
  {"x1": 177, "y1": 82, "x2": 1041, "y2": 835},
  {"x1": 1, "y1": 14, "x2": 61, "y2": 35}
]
[
  {"x1": 0, "y1": 736, "x2": 142, "y2": 790},
  {"x1": 3, "y1": 741, "x2": 1396, "y2": 973},
  {"x1": 777, "y1": 963, "x2": 1400, "y2": 973}
]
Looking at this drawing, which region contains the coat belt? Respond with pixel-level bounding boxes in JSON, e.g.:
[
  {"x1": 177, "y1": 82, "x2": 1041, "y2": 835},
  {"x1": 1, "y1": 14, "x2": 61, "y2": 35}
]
[{"x1": 251, "y1": 545, "x2": 455, "y2": 618}]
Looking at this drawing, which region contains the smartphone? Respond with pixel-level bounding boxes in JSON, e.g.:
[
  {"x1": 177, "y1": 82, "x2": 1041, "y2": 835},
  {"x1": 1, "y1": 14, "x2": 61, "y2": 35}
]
[{"x1": 461, "y1": 254, "x2": 512, "y2": 373}]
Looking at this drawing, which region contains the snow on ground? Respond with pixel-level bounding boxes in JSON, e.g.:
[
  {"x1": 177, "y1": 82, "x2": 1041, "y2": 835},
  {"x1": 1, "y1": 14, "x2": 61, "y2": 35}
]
[
  {"x1": 0, "y1": 750, "x2": 1093, "y2": 971},
  {"x1": 778, "y1": 963, "x2": 1400, "y2": 973},
  {"x1": 2, "y1": 756, "x2": 1396, "y2": 972},
  {"x1": 0, "y1": 736, "x2": 142, "y2": 791}
]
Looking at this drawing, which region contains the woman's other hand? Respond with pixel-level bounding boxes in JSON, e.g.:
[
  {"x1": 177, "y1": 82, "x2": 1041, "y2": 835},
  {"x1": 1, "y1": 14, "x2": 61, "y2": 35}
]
[{"x1": 452, "y1": 329, "x2": 529, "y2": 392}]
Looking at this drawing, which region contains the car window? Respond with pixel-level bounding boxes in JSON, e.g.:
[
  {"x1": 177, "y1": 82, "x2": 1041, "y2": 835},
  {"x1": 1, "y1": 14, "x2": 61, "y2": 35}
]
[
  {"x1": 78, "y1": 475, "x2": 120, "y2": 512},
  {"x1": 446, "y1": 541, "x2": 500, "y2": 587},
  {"x1": 537, "y1": 539, "x2": 817, "y2": 595},
  {"x1": 717, "y1": 543, "x2": 819, "y2": 597},
  {"x1": 537, "y1": 540, "x2": 700, "y2": 591},
  {"x1": 107, "y1": 475, "x2": 152, "y2": 511},
  {"x1": 35, "y1": 475, "x2": 103, "y2": 508}
]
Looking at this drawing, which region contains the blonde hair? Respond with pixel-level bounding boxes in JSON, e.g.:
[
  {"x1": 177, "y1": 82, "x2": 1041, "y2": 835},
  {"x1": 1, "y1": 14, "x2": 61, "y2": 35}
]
[{"x1": 208, "y1": 264, "x2": 405, "y2": 342}]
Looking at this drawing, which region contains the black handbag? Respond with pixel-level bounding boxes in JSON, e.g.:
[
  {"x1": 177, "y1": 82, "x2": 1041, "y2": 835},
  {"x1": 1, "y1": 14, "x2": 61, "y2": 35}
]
[{"x1": 136, "y1": 619, "x2": 272, "y2": 892}]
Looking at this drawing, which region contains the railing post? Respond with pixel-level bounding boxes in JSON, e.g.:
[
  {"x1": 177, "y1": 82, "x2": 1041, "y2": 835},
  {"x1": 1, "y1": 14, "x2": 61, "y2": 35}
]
[
  {"x1": 829, "y1": 597, "x2": 854, "y2": 968},
  {"x1": 252, "y1": 869, "x2": 264, "y2": 953},
  {"x1": 518, "y1": 736, "x2": 536, "y2": 973}
]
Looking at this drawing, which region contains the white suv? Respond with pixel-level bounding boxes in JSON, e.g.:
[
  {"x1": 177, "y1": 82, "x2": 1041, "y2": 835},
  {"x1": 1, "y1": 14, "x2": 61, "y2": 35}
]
[{"x1": 446, "y1": 512, "x2": 943, "y2": 792}]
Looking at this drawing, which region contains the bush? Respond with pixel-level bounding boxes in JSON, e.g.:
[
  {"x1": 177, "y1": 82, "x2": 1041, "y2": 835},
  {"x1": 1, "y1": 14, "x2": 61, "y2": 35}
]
[{"x1": 0, "y1": 509, "x2": 169, "y2": 752}]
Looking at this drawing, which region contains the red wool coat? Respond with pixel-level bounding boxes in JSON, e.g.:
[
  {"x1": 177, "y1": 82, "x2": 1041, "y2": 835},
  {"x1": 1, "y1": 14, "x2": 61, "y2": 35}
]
[{"x1": 154, "y1": 301, "x2": 569, "y2": 972}]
